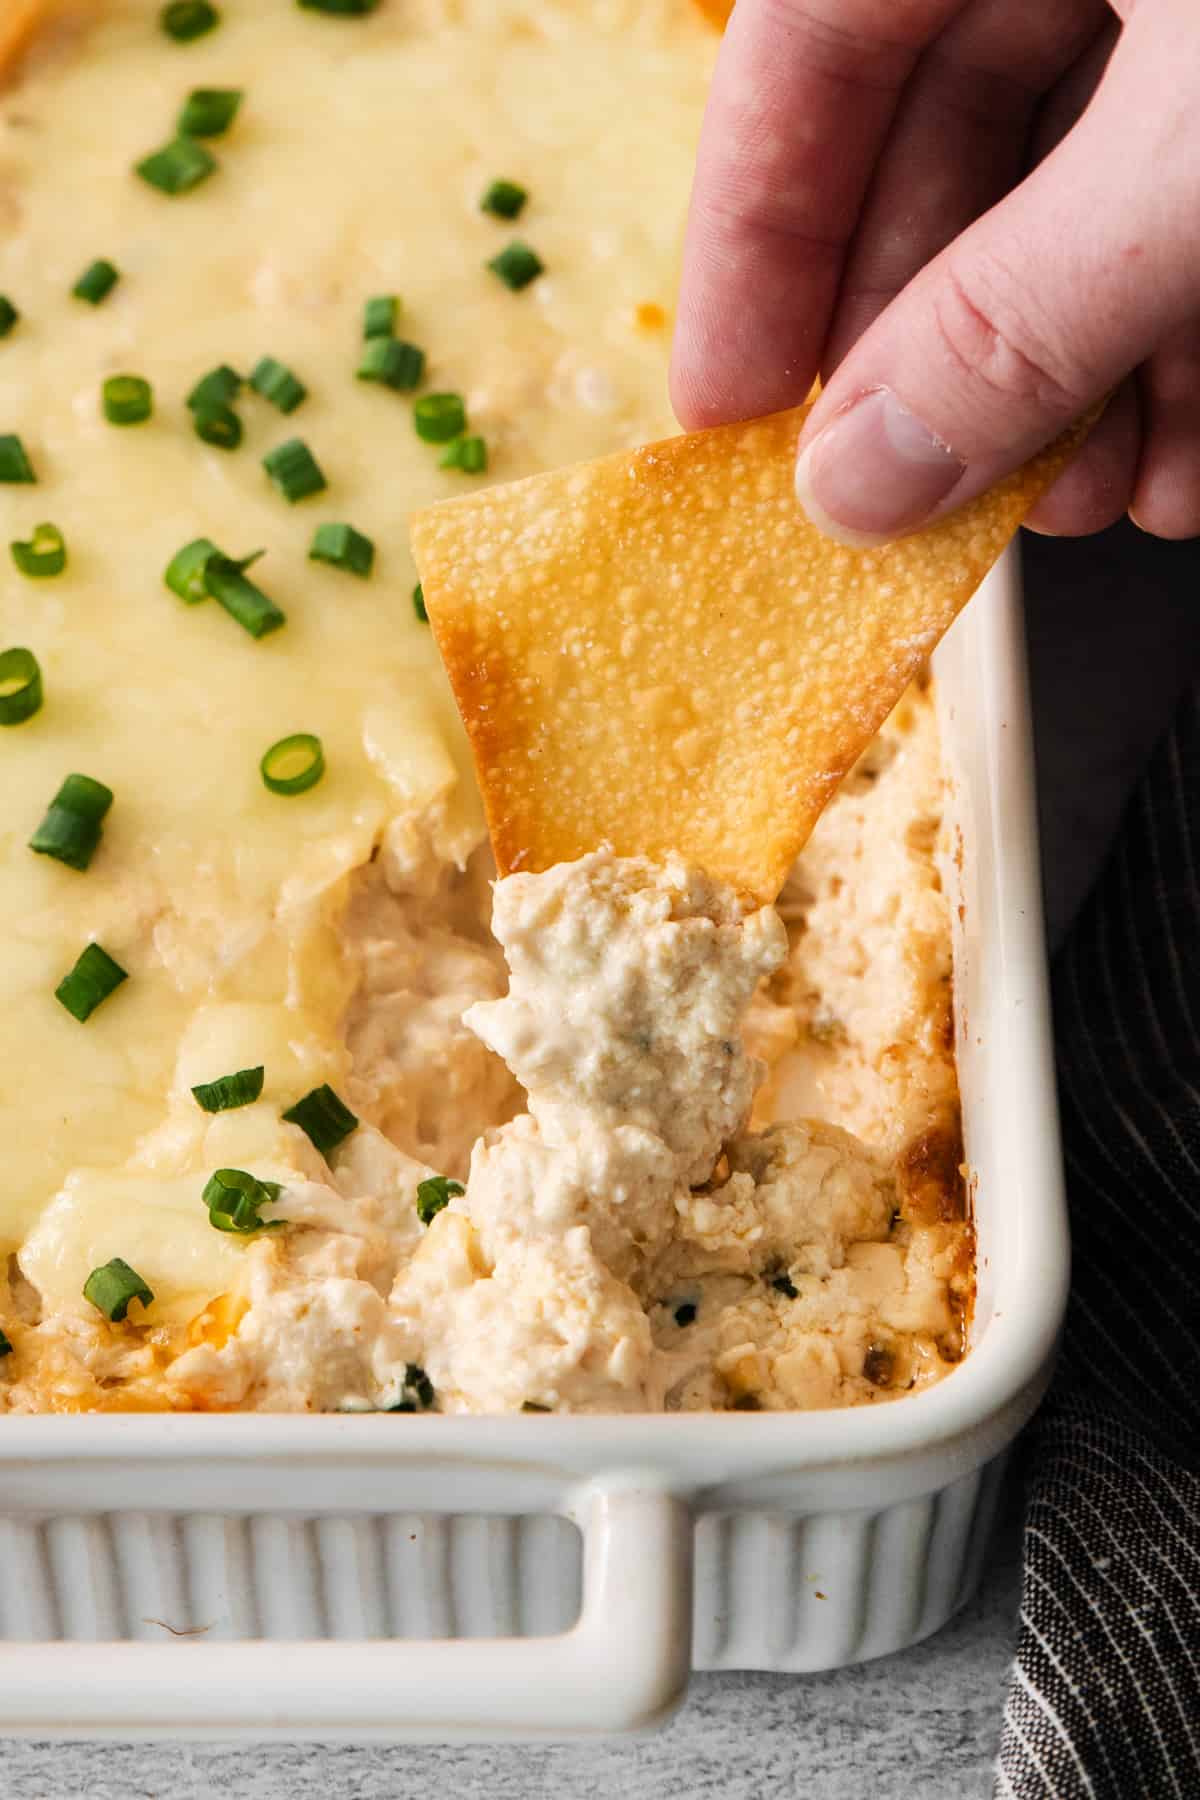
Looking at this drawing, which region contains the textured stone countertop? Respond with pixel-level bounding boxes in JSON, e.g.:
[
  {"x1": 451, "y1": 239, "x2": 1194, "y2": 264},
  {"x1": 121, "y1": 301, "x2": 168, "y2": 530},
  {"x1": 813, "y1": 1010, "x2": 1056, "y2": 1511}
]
[{"x1": 3, "y1": 528, "x2": 1198, "y2": 1800}]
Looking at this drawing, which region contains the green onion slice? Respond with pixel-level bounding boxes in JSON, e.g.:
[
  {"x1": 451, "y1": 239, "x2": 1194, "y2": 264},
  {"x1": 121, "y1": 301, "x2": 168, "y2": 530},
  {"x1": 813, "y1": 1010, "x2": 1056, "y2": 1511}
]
[
  {"x1": 385, "y1": 1363, "x2": 435, "y2": 1411},
  {"x1": 0, "y1": 434, "x2": 36, "y2": 483},
  {"x1": 0, "y1": 647, "x2": 43, "y2": 726},
  {"x1": 0, "y1": 296, "x2": 18, "y2": 338},
  {"x1": 136, "y1": 136, "x2": 217, "y2": 195},
  {"x1": 406, "y1": 1364, "x2": 435, "y2": 1408},
  {"x1": 281, "y1": 1083, "x2": 358, "y2": 1157},
  {"x1": 260, "y1": 732, "x2": 324, "y2": 794},
  {"x1": 415, "y1": 1175, "x2": 464, "y2": 1227},
  {"x1": 440, "y1": 434, "x2": 487, "y2": 474},
  {"x1": 192, "y1": 1065, "x2": 265, "y2": 1113},
  {"x1": 202, "y1": 1167, "x2": 285, "y2": 1234},
  {"x1": 55, "y1": 942, "x2": 127, "y2": 1022},
  {"x1": 161, "y1": 0, "x2": 219, "y2": 39},
  {"x1": 178, "y1": 87, "x2": 242, "y2": 138},
  {"x1": 193, "y1": 403, "x2": 242, "y2": 449},
  {"x1": 249, "y1": 355, "x2": 307, "y2": 413},
  {"x1": 412, "y1": 583, "x2": 428, "y2": 624},
  {"x1": 309, "y1": 521, "x2": 374, "y2": 577},
  {"x1": 262, "y1": 437, "x2": 326, "y2": 502},
  {"x1": 83, "y1": 1258, "x2": 154, "y2": 1322},
  {"x1": 298, "y1": 0, "x2": 381, "y2": 14},
  {"x1": 186, "y1": 364, "x2": 241, "y2": 412},
  {"x1": 357, "y1": 337, "x2": 424, "y2": 392},
  {"x1": 164, "y1": 536, "x2": 220, "y2": 603},
  {"x1": 362, "y1": 294, "x2": 397, "y2": 338},
  {"x1": 413, "y1": 393, "x2": 466, "y2": 443},
  {"x1": 487, "y1": 241, "x2": 544, "y2": 291},
  {"x1": 29, "y1": 774, "x2": 114, "y2": 872},
  {"x1": 73, "y1": 260, "x2": 120, "y2": 305},
  {"x1": 11, "y1": 522, "x2": 66, "y2": 577},
  {"x1": 102, "y1": 374, "x2": 153, "y2": 425},
  {"x1": 0, "y1": 1328, "x2": 12, "y2": 1357},
  {"x1": 480, "y1": 179, "x2": 527, "y2": 220},
  {"x1": 205, "y1": 551, "x2": 285, "y2": 638}
]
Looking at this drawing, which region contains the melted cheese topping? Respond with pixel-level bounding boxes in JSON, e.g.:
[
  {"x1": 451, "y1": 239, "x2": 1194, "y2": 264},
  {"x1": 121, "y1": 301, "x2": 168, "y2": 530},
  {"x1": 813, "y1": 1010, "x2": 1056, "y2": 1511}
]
[{"x1": 0, "y1": 0, "x2": 714, "y2": 1312}]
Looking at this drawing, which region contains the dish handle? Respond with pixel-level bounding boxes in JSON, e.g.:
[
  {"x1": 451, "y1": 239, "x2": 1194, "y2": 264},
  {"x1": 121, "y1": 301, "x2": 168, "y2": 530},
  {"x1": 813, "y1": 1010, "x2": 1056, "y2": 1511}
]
[{"x1": 0, "y1": 1483, "x2": 693, "y2": 1739}]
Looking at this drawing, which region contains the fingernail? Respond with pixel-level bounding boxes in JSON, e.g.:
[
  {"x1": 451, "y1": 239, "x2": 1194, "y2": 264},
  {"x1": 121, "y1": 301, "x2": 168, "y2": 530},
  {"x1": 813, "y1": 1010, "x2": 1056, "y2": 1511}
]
[{"x1": 795, "y1": 388, "x2": 966, "y2": 544}]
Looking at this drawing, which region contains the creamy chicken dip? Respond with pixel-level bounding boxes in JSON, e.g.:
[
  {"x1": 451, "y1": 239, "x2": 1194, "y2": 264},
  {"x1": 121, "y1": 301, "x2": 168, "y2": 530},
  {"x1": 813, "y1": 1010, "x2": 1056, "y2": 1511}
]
[{"x1": 0, "y1": 0, "x2": 970, "y2": 1414}]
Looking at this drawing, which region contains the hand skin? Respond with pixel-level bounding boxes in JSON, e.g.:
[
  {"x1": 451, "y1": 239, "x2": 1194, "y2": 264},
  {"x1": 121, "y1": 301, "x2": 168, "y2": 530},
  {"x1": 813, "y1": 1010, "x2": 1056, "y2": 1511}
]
[{"x1": 671, "y1": 0, "x2": 1200, "y2": 544}]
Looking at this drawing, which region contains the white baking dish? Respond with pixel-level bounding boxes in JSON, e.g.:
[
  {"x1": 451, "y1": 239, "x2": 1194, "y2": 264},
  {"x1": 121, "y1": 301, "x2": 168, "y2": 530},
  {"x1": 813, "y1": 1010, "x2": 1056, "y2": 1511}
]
[{"x1": 0, "y1": 544, "x2": 1069, "y2": 1739}]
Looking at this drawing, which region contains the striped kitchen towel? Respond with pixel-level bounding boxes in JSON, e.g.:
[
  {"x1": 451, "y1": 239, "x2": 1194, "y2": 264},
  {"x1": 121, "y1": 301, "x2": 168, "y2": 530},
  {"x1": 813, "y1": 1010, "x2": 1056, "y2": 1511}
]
[{"x1": 995, "y1": 686, "x2": 1200, "y2": 1797}]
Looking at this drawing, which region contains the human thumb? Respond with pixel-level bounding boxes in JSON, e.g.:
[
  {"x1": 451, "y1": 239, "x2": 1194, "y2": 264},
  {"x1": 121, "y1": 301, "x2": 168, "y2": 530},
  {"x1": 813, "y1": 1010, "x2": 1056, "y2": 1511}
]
[{"x1": 794, "y1": 3, "x2": 1200, "y2": 545}]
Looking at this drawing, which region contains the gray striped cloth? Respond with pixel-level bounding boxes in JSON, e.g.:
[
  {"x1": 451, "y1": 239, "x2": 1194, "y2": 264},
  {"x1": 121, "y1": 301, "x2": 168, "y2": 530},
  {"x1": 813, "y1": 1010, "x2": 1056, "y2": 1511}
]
[{"x1": 995, "y1": 687, "x2": 1200, "y2": 1797}]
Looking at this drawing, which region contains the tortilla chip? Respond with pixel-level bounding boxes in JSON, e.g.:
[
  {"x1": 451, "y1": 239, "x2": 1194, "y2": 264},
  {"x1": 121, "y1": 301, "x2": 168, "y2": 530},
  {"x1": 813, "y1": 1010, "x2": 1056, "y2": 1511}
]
[
  {"x1": 691, "y1": 0, "x2": 734, "y2": 26},
  {"x1": 411, "y1": 402, "x2": 1091, "y2": 904}
]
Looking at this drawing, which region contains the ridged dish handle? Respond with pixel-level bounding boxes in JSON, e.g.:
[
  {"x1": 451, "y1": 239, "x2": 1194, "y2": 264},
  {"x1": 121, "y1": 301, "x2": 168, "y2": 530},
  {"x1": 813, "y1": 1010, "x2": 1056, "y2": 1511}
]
[{"x1": 0, "y1": 1484, "x2": 693, "y2": 1739}]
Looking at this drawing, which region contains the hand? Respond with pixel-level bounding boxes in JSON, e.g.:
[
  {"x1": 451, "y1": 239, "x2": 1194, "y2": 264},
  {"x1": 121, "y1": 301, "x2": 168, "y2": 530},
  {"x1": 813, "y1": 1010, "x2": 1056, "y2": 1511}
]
[{"x1": 671, "y1": 0, "x2": 1200, "y2": 543}]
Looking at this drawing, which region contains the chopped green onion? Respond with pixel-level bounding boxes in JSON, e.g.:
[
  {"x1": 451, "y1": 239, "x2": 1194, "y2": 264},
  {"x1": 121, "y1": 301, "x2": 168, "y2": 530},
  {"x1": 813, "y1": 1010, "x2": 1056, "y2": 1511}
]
[
  {"x1": 298, "y1": 0, "x2": 381, "y2": 13},
  {"x1": 440, "y1": 434, "x2": 487, "y2": 474},
  {"x1": 178, "y1": 87, "x2": 242, "y2": 138},
  {"x1": 260, "y1": 732, "x2": 324, "y2": 794},
  {"x1": 406, "y1": 1364, "x2": 434, "y2": 1408},
  {"x1": 309, "y1": 521, "x2": 374, "y2": 577},
  {"x1": 202, "y1": 1168, "x2": 285, "y2": 1234},
  {"x1": 84, "y1": 1258, "x2": 153, "y2": 1322},
  {"x1": 674, "y1": 1301, "x2": 698, "y2": 1327},
  {"x1": 186, "y1": 364, "x2": 241, "y2": 412},
  {"x1": 281, "y1": 1083, "x2": 358, "y2": 1157},
  {"x1": 357, "y1": 337, "x2": 424, "y2": 392},
  {"x1": 29, "y1": 774, "x2": 114, "y2": 872},
  {"x1": 0, "y1": 435, "x2": 36, "y2": 482},
  {"x1": 136, "y1": 136, "x2": 217, "y2": 195},
  {"x1": 415, "y1": 1175, "x2": 464, "y2": 1227},
  {"x1": 412, "y1": 583, "x2": 428, "y2": 623},
  {"x1": 188, "y1": 370, "x2": 243, "y2": 445},
  {"x1": 102, "y1": 374, "x2": 153, "y2": 425},
  {"x1": 249, "y1": 355, "x2": 307, "y2": 413},
  {"x1": 192, "y1": 1065, "x2": 265, "y2": 1113},
  {"x1": 487, "y1": 241, "x2": 544, "y2": 291},
  {"x1": 11, "y1": 522, "x2": 66, "y2": 578},
  {"x1": 263, "y1": 437, "x2": 326, "y2": 502},
  {"x1": 0, "y1": 647, "x2": 43, "y2": 726},
  {"x1": 72, "y1": 260, "x2": 120, "y2": 305},
  {"x1": 161, "y1": 0, "x2": 219, "y2": 39},
  {"x1": 481, "y1": 179, "x2": 527, "y2": 221},
  {"x1": 0, "y1": 296, "x2": 18, "y2": 338},
  {"x1": 55, "y1": 943, "x2": 127, "y2": 1022},
  {"x1": 413, "y1": 392, "x2": 466, "y2": 443},
  {"x1": 0, "y1": 1329, "x2": 12, "y2": 1357},
  {"x1": 771, "y1": 1272, "x2": 799, "y2": 1299},
  {"x1": 164, "y1": 536, "x2": 220, "y2": 603},
  {"x1": 193, "y1": 403, "x2": 242, "y2": 449},
  {"x1": 362, "y1": 294, "x2": 397, "y2": 339},
  {"x1": 205, "y1": 551, "x2": 285, "y2": 637},
  {"x1": 521, "y1": 1400, "x2": 551, "y2": 1413},
  {"x1": 385, "y1": 1364, "x2": 434, "y2": 1411}
]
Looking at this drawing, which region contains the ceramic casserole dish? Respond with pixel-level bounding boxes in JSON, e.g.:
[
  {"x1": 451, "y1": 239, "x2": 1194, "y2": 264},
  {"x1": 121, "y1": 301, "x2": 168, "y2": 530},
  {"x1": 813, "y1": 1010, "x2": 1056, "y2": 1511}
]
[{"x1": 0, "y1": 545, "x2": 1070, "y2": 1737}]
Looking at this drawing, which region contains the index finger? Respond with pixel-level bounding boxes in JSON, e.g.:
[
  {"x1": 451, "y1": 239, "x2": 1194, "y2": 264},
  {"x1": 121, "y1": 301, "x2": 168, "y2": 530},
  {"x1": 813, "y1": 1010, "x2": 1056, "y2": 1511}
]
[{"x1": 671, "y1": 0, "x2": 967, "y2": 428}]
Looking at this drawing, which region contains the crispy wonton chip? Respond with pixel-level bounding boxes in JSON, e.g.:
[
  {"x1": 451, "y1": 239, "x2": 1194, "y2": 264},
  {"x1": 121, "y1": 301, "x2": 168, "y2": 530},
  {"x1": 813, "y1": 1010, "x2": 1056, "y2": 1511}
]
[
  {"x1": 411, "y1": 402, "x2": 1091, "y2": 904},
  {"x1": 691, "y1": 0, "x2": 735, "y2": 26}
]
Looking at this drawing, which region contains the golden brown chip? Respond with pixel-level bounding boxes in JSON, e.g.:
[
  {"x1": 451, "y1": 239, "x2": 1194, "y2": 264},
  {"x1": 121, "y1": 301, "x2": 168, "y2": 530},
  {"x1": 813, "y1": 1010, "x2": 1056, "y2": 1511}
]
[
  {"x1": 691, "y1": 0, "x2": 735, "y2": 27},
  {"x1": 411, "y1": 402, "x2": 1091, "y2": 905}
]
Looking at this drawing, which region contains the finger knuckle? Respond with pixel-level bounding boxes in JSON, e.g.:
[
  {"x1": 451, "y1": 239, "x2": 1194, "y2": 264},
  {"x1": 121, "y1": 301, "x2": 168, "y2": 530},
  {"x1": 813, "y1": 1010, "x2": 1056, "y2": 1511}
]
[{"x1": 931, "y1": 260, "x2": 1090, "y2": 421}]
